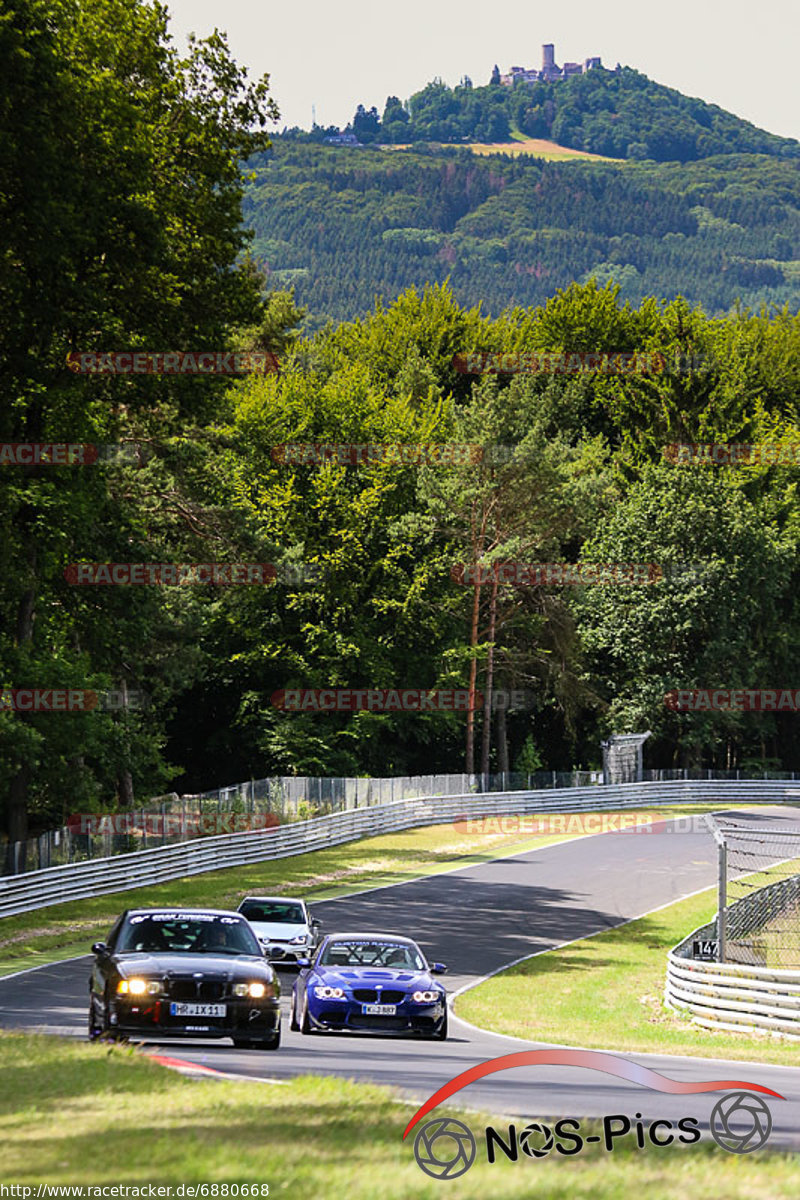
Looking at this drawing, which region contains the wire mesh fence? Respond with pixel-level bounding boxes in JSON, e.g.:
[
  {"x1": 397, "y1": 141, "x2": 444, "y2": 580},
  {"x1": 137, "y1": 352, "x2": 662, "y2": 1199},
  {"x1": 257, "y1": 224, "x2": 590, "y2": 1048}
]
[
  {"x1": 3, "y1": 765, "x2": 799, "y2": 877},
  {"x1": 711, "y1": 814, "x2": 800, "y2": 968}
]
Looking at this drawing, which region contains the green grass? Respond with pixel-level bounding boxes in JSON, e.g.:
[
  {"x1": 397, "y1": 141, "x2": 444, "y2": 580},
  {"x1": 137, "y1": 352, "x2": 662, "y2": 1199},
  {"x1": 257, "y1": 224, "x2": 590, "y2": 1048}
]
[
  {"x1": 0, "y1": 805, "x2": 734, "y2": 978},
  {"x1": 455, "y1": 886, "x2": 800, "y2": 1066},
  {"x1": 0, "y1": 1032, "x2": 797, "y2": 1195}
]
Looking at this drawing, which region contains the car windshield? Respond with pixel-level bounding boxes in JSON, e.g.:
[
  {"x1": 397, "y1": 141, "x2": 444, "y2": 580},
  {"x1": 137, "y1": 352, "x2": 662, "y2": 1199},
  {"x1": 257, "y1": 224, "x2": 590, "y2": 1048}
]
[
  {"x1": 239, "y1": 900, "x2": 305, "y2": 924},
  {"x1": 116, "y1": 913, "x2": 262, "y2": 956},
  {"x1": 319, "y1": 940, "x2": 425, "y2": 969}
]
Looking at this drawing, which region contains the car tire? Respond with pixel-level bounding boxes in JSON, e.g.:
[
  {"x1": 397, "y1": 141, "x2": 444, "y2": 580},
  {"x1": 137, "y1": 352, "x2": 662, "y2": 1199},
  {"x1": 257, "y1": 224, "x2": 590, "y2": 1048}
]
[
  {"x1": 300, "y1": 994, "x2": 312, "y2": 1035},
  {"x1": 290, "y1": 997, "x2": 300, "y2": 1031},
  {"x1": 88, "y1": 1002, "x2": 105, "y2": 1041},
  {"x1": 256, "y1": 1029, "x2": 281, "y2": 1051},
  {"x1": 430, "y1": 1009, "x2": 448, "y2": 1041}
]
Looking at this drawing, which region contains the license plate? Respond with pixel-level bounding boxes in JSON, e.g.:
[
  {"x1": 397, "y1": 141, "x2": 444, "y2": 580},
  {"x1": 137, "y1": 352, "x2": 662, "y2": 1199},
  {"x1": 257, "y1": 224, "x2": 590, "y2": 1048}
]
[
  {"x1": 362, "y1": 1003, "x2": 397, "y2": 1015},
  {"x1": 169, "y1": 1002, "x2": 226, "y2": 1018}
]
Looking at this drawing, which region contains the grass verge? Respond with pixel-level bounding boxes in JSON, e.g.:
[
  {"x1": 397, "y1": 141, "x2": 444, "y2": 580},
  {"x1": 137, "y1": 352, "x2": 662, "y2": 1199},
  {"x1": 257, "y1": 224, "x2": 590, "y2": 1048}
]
[
  {"x1": 0, "y1": 804, "x2": 734, "y2": 978},
  {"x1": 0, "y1": 1032, "x2": 796, "y2": 1195},
  {"x1": 0, "y1": 821, "x2": 583, "y2": 976},
  {"x1": 455, "y1": 885, "x2": 800, "y2": 1067}
]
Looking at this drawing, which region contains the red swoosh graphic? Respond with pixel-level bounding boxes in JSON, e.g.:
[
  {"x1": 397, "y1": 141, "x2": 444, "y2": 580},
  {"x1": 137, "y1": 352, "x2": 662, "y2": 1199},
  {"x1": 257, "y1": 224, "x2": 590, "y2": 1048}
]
[{"x1": 402, "y1": 1049, "x2": 784, "y2": 1139}]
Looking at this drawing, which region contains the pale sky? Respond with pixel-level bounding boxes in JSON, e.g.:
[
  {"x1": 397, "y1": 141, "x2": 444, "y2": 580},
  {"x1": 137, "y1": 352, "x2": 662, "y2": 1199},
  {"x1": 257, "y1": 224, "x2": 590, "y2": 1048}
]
[{"x1": 164, "y1": 0, "x2": 800, "y2": 141}]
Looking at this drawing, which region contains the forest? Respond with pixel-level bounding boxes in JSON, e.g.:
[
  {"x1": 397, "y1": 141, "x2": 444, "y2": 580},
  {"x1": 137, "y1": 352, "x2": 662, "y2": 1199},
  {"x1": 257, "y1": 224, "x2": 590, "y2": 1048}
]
[
  {"x1": 3, "y1": 0, "x2": 800, "y2": 847},
  {"x1": 244, "y1": 143, "x2": 800, "y2": 326}
]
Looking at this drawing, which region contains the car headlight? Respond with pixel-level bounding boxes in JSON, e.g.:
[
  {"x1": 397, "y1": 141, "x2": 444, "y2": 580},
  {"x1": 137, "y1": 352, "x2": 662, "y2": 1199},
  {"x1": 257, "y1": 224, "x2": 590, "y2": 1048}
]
[
  {"x1": 289, "y1": 934, "x2": 308, "y2": 944},
  {"x1": 233, "y1": 982, "x2": 273, "y2": 998},
  {"x1": 117, "y1": 978, "x2": 160, "y2": 996},
  {"x1": 314, "y1": 986, "x2": 344, "y2": 999},
  {"x1": 412, "y1": 990, "x2": 440, "y2": 1003}
]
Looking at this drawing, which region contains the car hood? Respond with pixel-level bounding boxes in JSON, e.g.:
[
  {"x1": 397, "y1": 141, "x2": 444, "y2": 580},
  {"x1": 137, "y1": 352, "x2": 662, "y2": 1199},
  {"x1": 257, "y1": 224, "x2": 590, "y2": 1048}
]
[
  {"x1": 248, "y1": 921, "x2": 308, "y2": 940},
  {"x1": 313, "y1": 967, "x2": 441, "y2": 990},
  {"x1": 114, "y1": 952, "x2": 271, "y2": 977}
]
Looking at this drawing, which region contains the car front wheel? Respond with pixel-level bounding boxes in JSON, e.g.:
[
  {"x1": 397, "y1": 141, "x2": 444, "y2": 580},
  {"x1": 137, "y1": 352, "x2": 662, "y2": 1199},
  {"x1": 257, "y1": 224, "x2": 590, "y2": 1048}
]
[
  {"x1": 430, "y1": 1009, "x2": 448, "y2": 1041},
  {"x1": 88, "y1": 1002, "x2": 104, "y2": 1041}
]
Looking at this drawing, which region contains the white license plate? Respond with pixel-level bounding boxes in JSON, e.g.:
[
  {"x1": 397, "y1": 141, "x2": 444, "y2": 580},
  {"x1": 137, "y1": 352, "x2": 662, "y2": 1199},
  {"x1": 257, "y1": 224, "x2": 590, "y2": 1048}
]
[
  {"x1": 362, "y1": 1003, "x2": 397, "y2": 1015},
  {"x1": 169, "y1": 1002, "x2": 226, "y2": 1018}
]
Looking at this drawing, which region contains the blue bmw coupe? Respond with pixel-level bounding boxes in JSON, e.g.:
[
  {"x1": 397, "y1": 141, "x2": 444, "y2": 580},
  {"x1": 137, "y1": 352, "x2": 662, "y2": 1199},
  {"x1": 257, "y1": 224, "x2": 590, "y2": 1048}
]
[{"x1": 290, "y1": 931, "x2": 448, "y2": 1039}]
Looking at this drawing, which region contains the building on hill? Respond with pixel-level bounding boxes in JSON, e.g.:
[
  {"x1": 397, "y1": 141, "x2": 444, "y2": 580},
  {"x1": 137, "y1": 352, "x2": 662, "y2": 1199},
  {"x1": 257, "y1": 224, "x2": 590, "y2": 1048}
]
[
  {"x1": 324, "y1": 132, "x2": 362, "y2": 146},
  {"x1": 497, "y1": 43, "x2": 603, "y2": 86}
]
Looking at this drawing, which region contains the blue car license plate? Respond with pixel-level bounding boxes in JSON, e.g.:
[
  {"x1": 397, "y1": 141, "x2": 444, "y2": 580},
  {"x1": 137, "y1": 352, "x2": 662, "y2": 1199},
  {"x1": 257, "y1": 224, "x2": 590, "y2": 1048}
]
[{"x1": 362, "y1": 1003, "x2": 397, "y2": 1015}]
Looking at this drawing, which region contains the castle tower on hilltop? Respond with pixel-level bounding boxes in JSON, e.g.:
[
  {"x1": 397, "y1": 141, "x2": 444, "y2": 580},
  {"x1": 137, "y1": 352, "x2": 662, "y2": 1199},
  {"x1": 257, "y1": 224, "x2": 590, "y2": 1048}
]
[{"x1": 498, "y1": 42, "x2": 602, "y2": 88}]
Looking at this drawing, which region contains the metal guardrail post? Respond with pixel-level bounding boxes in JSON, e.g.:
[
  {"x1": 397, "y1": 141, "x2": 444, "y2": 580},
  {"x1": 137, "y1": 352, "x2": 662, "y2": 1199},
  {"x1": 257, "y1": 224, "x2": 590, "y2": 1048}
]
[{"x1": 718, "y1": 837, "x2": 727, "y2": 963}]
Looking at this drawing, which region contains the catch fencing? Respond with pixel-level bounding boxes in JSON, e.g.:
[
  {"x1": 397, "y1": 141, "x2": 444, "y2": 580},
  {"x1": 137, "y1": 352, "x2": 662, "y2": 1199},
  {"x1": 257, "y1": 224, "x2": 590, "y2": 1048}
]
[
  {"x1": 1, "y1": 778, "x2": 799, "y2": 920},
  {"x1": 4, "y1": 766, "x2": 797, "y2": 876},
  {"x1": 2, "y1": 770, "x2": 604, "y2": 876},
  {"x1": 666, "y1": 924, "x2": 800, "y2": 1039},
  {"x1": 665, "y1": 813, "x2": 800, "y2": 1037}
]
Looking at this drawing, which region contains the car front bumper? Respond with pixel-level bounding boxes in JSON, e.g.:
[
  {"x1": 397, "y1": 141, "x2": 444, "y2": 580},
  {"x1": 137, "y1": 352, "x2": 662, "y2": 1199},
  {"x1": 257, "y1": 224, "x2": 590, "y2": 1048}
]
[
  {"x1": 307, "y1": 999, "x2": 446, "y2": 1035},
  {"x1": 261, "y1": 941, "x2": 312, "y2": 964},
  {"x1": 108, "y1": 997, "x2": 281, "y2": 1040}
]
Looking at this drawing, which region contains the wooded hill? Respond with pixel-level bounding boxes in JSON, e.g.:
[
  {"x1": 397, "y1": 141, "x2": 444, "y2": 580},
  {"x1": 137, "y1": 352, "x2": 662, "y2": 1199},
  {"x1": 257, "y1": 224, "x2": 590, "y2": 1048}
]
[{"x1": 244, "y1": 144, "x2": 800, "y2": 327}]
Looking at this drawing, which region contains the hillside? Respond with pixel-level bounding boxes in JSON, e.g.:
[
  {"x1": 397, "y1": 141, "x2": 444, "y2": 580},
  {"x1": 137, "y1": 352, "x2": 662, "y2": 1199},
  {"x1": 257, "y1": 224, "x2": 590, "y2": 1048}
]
[
  {"x1": 244, "y1": 144, "x2": 800, "y2": 327},
  {"x1": 285, "y1": 66, "x2": 800, "y2": 164}
]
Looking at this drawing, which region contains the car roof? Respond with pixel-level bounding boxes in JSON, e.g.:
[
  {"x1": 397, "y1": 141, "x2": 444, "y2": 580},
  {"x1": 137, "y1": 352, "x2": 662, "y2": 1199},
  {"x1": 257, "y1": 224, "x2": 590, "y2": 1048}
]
[
  {"x1": 239, "y1": 896, "x2": 306, "y2": 905},
  {"x1": 124, "y1": 907, "x2": 246, "y2": 918},
  {"x1": 323, "y1": 932, "x2": 418, "y2": 944}
]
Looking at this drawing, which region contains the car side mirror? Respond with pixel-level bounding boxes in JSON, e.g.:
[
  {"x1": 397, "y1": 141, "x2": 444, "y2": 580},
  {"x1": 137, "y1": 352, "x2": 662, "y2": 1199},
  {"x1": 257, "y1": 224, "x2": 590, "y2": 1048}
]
[
  {"x1": 311, "y1": 918, "x2": 321, "y2": 929},
  {"x1": 430, "y1": 962, "x2": 447, "y2": 974},
  {"x1": 92, "y1": 942, "x2": 108, "y2": 957},
  {"x1": 296, "y1": 957, "x2": 311, "y2": 968}
]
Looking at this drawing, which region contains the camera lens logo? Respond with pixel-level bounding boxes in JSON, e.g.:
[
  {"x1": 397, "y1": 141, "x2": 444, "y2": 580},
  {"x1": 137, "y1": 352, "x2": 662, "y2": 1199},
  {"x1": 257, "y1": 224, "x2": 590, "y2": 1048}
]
[
  {"x1": 413, "y1": 1117, "x2": 476, "y2": 1179},
  {"x1": 710, "y1": 1092, "x2": 772, "y2": 1153},
  {"x1": 519, "y1": 1122, "x2": 554, "y2": 1157}
]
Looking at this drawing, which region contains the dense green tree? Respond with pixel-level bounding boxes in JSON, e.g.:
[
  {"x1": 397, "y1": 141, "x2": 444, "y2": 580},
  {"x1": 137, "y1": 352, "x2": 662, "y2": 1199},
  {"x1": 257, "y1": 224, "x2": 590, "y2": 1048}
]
[{"x1": 0, "y1": 0, "x2": 278, "y2": 852}]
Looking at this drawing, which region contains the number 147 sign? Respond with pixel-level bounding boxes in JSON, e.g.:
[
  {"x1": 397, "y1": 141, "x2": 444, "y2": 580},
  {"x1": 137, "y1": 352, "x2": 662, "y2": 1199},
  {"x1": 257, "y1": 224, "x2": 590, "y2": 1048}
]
[{"x1": 692, "y1": 939, "x2": 719, "y2": 960}]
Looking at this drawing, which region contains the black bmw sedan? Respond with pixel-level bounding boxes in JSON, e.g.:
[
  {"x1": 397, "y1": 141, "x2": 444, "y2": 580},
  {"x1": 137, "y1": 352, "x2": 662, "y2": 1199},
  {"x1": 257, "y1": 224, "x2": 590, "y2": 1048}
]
[{"x1": 88, "y1": 907, "x2": 281, "y2": 1049}]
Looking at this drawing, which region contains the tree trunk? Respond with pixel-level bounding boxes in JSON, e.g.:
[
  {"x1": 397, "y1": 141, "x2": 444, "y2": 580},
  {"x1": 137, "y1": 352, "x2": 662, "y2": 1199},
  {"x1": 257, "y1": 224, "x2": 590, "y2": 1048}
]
[
  {"x1": 5, "y1": 542, "x2": 37, "y2": 869},
  {"x1": 497, "y1": 699, "x2": 509, "y2": 775},
  {"x1": 480, "y1": 572, "x2": 499, "y2": 779},
  {"x1": 465, "y1": 569, "x2": 482, "y2": 774}
]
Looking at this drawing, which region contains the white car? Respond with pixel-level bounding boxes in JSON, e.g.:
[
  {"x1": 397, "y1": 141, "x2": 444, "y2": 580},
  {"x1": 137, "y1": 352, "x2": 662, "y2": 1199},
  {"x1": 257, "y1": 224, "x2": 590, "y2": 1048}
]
[{"x1": 238, "y1": 896, "x2": 322, "y2": 966}]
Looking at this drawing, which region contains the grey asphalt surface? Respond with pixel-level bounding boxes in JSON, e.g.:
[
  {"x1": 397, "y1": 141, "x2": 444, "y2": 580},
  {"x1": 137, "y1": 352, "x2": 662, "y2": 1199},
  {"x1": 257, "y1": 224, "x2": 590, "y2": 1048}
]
[{"x1": 2, "y1": 807, "x2": 800, "y2": 1151}]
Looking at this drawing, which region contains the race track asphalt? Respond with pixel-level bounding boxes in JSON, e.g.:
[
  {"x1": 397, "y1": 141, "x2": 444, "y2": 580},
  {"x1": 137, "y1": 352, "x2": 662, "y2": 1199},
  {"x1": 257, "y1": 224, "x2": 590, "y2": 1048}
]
[{"x1": 2, "y1": 807, "x2": 800, "y2": 1151}]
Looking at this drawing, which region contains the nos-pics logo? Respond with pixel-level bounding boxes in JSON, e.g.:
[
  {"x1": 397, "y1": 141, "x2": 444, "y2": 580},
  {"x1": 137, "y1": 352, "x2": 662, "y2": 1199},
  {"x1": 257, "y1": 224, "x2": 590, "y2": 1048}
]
[{"x1": 403, "y1": 1049, "x2": 782, "y2": 1179}]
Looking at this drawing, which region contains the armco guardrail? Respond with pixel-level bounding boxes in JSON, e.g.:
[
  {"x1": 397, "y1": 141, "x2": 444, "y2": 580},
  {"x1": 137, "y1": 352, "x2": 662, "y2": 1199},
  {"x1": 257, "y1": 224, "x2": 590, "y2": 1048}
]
[
  {"x1": 666, "y1": 927, "x2": 800, "y2": 1040},
  {"x1": 2, "y1": 779, "x2": 799, "y2": 920}
]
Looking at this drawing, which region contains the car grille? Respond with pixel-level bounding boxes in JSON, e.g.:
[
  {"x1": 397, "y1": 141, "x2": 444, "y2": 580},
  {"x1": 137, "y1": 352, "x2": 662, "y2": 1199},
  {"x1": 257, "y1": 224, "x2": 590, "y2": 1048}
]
[
  {"x1": 167, "y1": 978, "x2": 226, "y2": 1002},
  {"x1": 352, "y1": 989, "x2": 405, "y2": 1004},
  {"x1": 349, "y1": 1014, "x2": 407, "y2": 1030}
]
